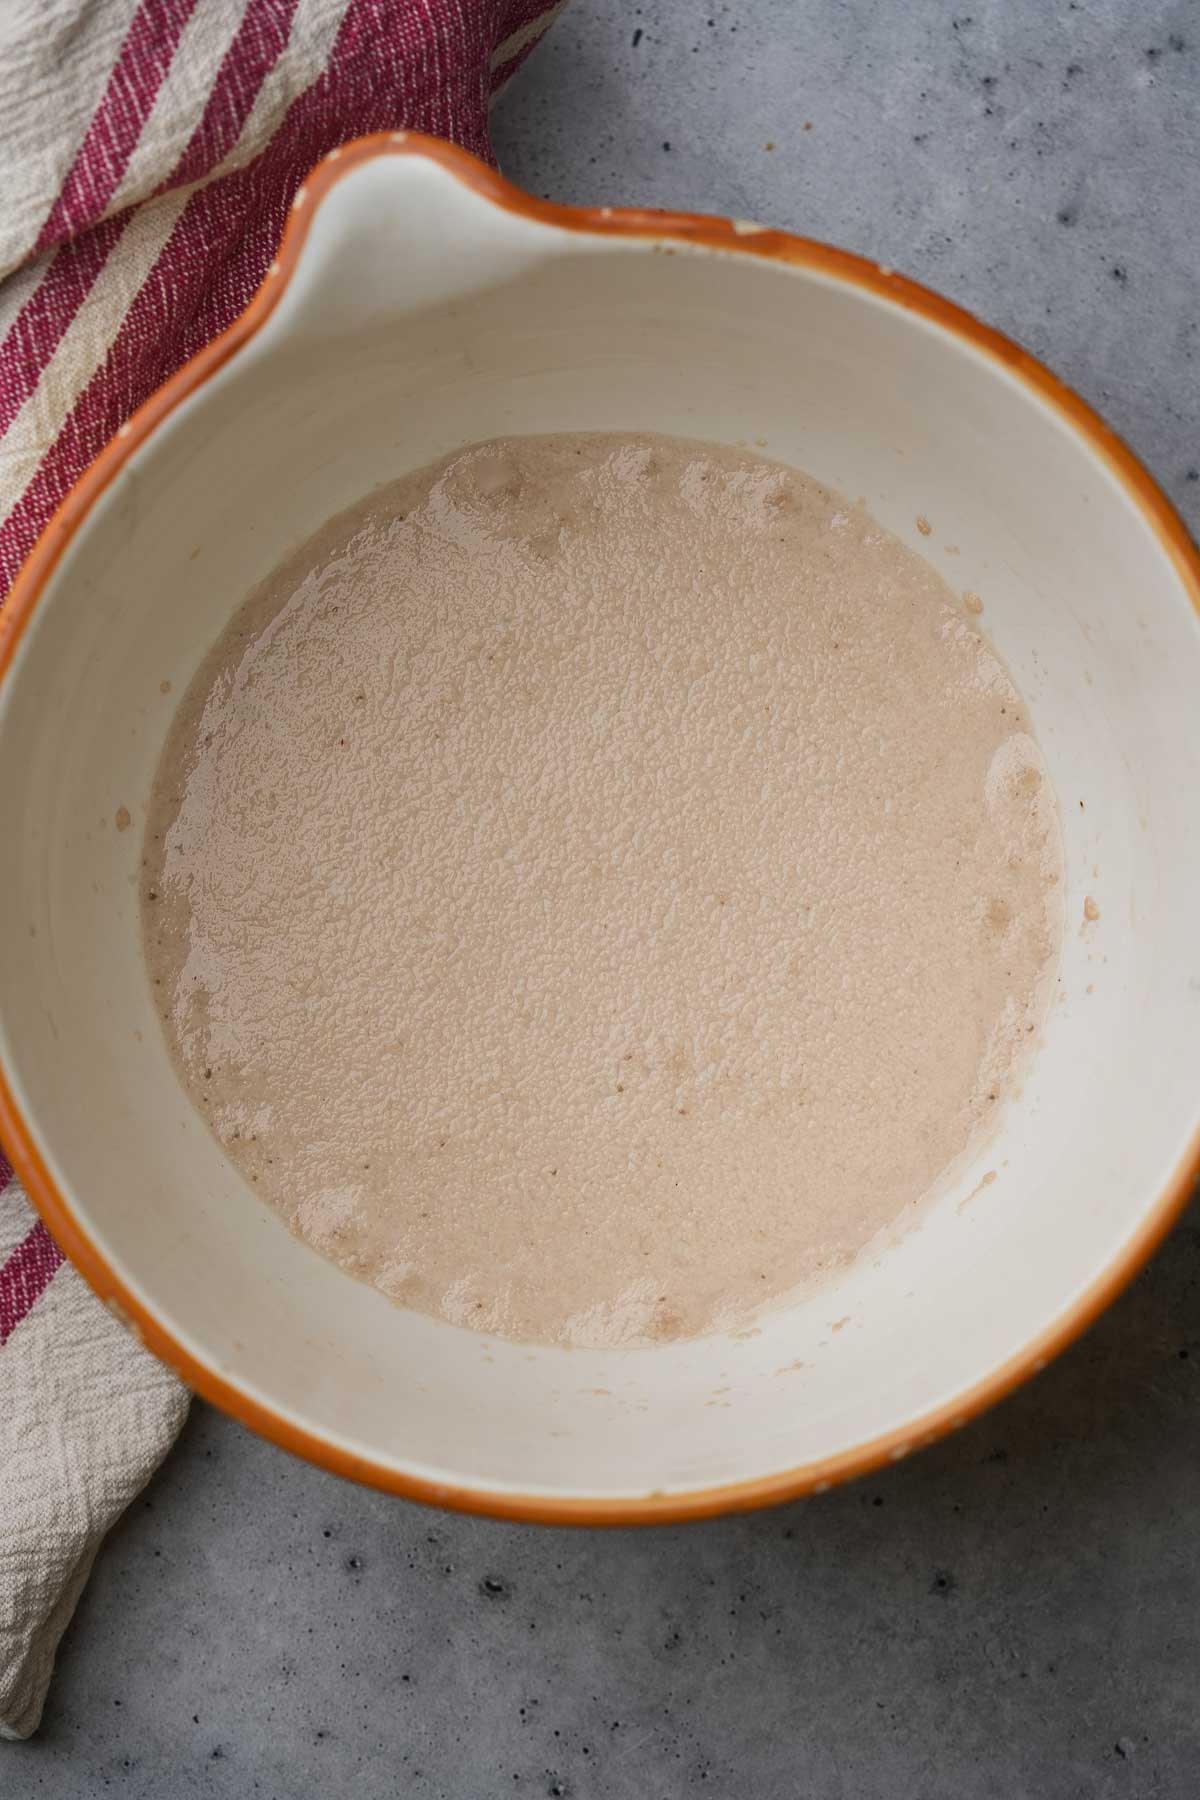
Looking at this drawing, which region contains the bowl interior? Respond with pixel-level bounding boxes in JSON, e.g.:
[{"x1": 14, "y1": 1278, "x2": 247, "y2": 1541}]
[{"x1": 1, "y1": 153, "x2": 1198, "y2": 1507}]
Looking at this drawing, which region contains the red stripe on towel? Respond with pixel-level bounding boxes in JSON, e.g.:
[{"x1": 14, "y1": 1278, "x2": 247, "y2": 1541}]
[{"x1": 0, "y1": 1221, "x2": 65, "y2": 1346}]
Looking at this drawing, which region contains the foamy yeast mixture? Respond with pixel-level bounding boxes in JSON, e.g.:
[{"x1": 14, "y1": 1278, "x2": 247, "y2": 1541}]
[{"x1": 143, "y1": 434, "x2": 1062, "y2": 1348}]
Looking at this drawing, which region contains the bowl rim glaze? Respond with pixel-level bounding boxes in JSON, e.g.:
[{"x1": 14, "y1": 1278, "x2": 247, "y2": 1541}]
[{"x1": 1, "y1": 131, "x2": 1198, "y2": 1524}]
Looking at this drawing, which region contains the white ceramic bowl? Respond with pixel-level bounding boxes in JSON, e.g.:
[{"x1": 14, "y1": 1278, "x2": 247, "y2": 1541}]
[{"x1": 1, "y1": 135, "x2": 1198, "y2": 1521}]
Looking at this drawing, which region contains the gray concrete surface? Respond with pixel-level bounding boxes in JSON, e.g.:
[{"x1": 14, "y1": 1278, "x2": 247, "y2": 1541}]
[{"x1": 8, "y1": 1, "x2": 1200, "y2": 1794}]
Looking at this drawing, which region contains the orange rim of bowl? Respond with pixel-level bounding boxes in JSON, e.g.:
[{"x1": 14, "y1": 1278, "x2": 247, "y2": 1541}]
[{"x1": 1, "y1": 131, "x2": 1198, "y2": 1525}]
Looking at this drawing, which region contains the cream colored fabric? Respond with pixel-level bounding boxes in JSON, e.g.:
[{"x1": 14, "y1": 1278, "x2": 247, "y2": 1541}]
[{"x1": 0, "y1": 1260, "x2": 188, "y2": 1739}]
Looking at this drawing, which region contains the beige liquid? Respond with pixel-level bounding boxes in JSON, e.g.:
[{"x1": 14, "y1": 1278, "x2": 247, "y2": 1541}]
[{"x1": 143, "y1": 434, "x2": 1062, "y2": 1348}]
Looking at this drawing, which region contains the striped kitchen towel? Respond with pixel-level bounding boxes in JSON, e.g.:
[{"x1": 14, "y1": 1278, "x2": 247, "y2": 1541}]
[{"x1": 0, "y1": 0, "x2": 562, "y2": 1741}]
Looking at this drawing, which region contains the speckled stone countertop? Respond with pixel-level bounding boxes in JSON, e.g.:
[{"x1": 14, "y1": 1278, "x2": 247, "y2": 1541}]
[{"x1": 8, "y1": 3, "x2": 1199, "y2": 1796}]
